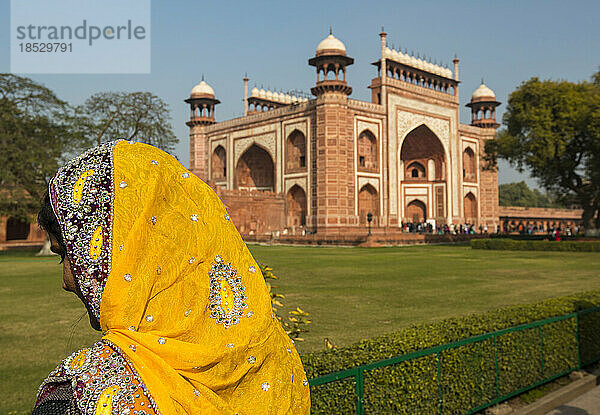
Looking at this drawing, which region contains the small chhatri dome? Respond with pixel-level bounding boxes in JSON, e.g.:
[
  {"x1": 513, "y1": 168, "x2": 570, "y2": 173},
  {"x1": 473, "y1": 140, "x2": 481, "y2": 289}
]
[
  {"x1": 472, "y1": 82, "x2": 496, "y2": 101},
  {"x1": 190, "y1": 80, "x2": 215, "y2": 98},
  {"x1": 316, "y1": 31, "x2": 347, "y2": 56}
]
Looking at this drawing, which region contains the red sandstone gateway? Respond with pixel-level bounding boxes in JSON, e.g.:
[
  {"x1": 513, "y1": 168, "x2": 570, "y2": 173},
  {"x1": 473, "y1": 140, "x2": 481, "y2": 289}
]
[{"x1": 186, "y1": 31, "x2": 502, "y2": 239}]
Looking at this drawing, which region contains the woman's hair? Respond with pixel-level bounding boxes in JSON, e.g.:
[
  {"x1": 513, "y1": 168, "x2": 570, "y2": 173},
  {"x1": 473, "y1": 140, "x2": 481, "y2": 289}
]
[{"x1": 38, "y1": 192, "x2": 66, "y2": 258}]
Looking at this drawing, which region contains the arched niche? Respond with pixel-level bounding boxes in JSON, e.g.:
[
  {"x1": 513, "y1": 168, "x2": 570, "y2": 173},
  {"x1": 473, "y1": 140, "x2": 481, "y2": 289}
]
[
  {"x1": 357, "y1": 129, "x2": 378, "y2": 172},
  {"x1": 235, "y1": 144, "x2": 274, "y2": 191},
  {"x1": 464, "y1": 192, "x2": 477, "y2": 222},
  {"x1": 286, "y1": 184, "x2": 307, "y2": 227},
  {"x1": 400, "y1": 124, "x2": 445, "y2": 182},
  {"x1": 406, "y1": 199, "x2": 427, "y2": 223},
  {"x1": 358, "y1": 184, "x2": 379, "y2": 225},
  {"x1": 286, "y1": 130, "x2": 306, "y2": 172},
  {"x1": 463, "y1": 147, "x2": 476, "y2": 182},
  {"x1": 212, "y1": 145, "x2": 226, "y2": 180},
  {"x1": 406, "y1": 161, "x2": 426, "y2": 180}
]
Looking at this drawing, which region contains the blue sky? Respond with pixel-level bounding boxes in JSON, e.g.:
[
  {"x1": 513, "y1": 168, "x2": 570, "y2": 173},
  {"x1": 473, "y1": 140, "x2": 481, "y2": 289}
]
[{"x1": 2, "y1": 0, "x2": 598, "y2": 189}]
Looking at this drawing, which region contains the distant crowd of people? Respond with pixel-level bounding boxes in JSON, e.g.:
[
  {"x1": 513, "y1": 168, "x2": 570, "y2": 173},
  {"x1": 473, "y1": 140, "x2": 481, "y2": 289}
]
[
  {"x1": 503, "y1": 222, "x2": 582, "y2": 238},
  {"x1": 400, "y1": 221, "x2": 583, "y2": 238},
  {"x1": 401, "y1": 222, "x2": 487, "y2": 235}
]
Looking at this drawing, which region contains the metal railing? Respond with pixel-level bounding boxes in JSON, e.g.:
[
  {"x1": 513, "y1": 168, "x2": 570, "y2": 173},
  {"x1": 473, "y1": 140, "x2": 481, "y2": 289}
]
[{"x1": 308, "y1": 306, "x2": 600, "y2": 415}]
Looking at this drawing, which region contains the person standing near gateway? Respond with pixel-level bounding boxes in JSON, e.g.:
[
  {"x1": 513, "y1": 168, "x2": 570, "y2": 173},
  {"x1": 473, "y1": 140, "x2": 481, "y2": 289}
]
[{"x1": 34, "y1": 140, "x2": 310, "y2": 414}]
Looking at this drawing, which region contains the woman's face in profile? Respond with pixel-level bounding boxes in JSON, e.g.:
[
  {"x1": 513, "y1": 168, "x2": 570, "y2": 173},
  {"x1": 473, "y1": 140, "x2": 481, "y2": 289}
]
[{"x1": 48, "y1": 234, "x2": 101, "y2": 331}]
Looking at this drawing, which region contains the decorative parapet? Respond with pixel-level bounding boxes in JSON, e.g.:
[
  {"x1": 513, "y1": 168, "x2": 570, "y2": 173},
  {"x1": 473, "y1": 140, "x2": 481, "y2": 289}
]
[
  {"x1": 205, "y1": 100, "x2": 315, "y2": 134},
  {"x1": 382, "y1": 77, "x2": 459, "y2": 105},
  {"x1": 348, "y1": 99, "x2": 385, "y2": 114},
  {"x1": 382, "y1": 47, "x2": 453, "y2": 78},
  {"x1": 459, "y1": 123, "x2": 497, "y2": 138}
]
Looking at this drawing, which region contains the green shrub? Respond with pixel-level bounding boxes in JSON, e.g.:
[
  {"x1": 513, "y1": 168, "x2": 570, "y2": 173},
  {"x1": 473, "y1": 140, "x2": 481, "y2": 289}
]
[
  {"x1": 471, "y1": 239, "x2": 600, "y2": 252},
  {"x1": 302, "y1": 291, "x2": 600, "y2": 414}
]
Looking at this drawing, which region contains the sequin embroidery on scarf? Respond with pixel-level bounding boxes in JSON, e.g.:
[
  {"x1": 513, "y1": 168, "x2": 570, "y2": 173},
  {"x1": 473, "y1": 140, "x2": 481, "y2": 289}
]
[
  {"x1": 37, "y1": 341, "x2": 159, "y2": 415},
  {"x1": 49, "y1": 141, "x2": 118, "y2": 319},
  {"x1": 208, "y1": 256, "x2": 248, "y2": 328}
]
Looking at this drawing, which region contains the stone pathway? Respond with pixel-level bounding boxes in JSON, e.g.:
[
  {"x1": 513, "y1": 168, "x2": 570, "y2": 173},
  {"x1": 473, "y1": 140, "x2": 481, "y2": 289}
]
[{"x1": 546, "y1": 385, "x2": 600, "y2": 415}]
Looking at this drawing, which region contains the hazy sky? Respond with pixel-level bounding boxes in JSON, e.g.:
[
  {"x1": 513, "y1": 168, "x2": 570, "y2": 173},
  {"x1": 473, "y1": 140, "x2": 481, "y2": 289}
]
[{"x1": 2, "y1": 0, "x2": 598, "y2": 189}]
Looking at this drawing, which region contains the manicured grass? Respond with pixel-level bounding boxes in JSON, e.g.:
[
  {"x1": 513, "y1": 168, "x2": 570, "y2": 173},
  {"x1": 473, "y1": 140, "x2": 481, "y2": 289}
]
[
  {"x1": 1, "y1": 250, "x2": 101, "y2": 414},
  {"x1": 248, "y1": 245, "x2": 600, "y2": 353},
  {"x1": 2, "y1": 245, "x2": 600, "y2": 413}
]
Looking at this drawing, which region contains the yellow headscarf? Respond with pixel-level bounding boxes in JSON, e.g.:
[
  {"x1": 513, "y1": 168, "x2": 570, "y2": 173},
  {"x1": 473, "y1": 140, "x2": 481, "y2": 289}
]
[{"x1": 41, "y1": 141, "x2": 310, "y2": 414}]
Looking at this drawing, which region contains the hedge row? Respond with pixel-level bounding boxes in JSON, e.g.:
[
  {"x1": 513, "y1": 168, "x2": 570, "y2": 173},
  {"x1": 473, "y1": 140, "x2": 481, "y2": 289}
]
[
  {"x1": 471, "y1": 239, "x2": 600, "y2": 251},
  {"x1": 489, "y1": 234, "x2": 567, "y2": 241},
  {"x1": 301, "y1": 291, "x2": 600, "y2": 414}
]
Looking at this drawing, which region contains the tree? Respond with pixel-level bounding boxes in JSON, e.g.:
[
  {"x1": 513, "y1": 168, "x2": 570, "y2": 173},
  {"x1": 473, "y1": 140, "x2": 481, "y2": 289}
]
[
  {"x1": 0, "y1": 74, "x2": 89, "y2": 221},
  {"x1": 499, "y1": 181, "x2": 566, "y2": 208},
  {"x1": 485, "y1": 71, "x2": 600, "y2": 230},
  {"x1": 77, "y1": 91, "x2": 178, "y2": 153}
]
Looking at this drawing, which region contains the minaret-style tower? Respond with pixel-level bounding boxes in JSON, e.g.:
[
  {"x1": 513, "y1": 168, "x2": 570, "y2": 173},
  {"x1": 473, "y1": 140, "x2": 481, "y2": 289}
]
[
  {"x1": 307, "y1": 31, "x2": 357, "y2": 233},
  {"x1": 308, "y1": 29, "x2": 354, "y2": 97},
  {"x1": 186, "y1": 78, "x2": 219, "y2": 180},
  {"x1": 185, "y1": 78, "x2": 220, "y2": 126},
  {"x1": 466, "y1": 81, "x2": 501, "y2": 128}
]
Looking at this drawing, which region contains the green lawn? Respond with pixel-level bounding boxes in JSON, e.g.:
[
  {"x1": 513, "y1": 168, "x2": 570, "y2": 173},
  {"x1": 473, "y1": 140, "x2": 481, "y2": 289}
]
[{"x1": 2, "y1": 245, "x2": 600, "y2": 413}]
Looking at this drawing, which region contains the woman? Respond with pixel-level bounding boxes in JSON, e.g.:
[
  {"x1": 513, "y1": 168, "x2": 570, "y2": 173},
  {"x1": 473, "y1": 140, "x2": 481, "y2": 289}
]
[{"x1": 34, "y1": 140, "x2": 311, "y2": 414}]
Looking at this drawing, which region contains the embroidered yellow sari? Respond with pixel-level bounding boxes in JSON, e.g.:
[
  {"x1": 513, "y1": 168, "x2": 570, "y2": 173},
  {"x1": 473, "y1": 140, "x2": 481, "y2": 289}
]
[{"x1": 37, "y1": 141, "x2": 310, "y2": 414}]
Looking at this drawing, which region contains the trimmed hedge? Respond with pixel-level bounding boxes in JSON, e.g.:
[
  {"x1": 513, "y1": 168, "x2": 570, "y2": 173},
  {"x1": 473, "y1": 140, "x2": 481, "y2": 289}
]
[
  {"x1": 489, "y1": 234, "x2": 563, "y2": 241},
  {"x1": 301, "y1": 291, "x2": 600, "y2": 414},
  {"x1": 471, "y1": 239, "x2": 600, "y2": 251}
]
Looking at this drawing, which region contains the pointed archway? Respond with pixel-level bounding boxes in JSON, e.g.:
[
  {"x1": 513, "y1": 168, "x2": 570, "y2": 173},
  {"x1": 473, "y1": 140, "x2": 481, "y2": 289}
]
[
  {"x1": 286, "y1": 130, "x2": 306, "y2": 172},
  {"x1": 464, "y1": 192, "x2": 477, "y2": 223},
  {"x1": 357, "y1": 129, "x2": 378, "y2": 172},
  {"x1": 463, "y1": 147, "x2": 476, "y2": 182},
  {"x1": 358, "y1": 184, "x2": 379, "y2": 225},
  {"x1": 400, "y1": 124, "x2": 445, "y2": 181},
  {"x1": 235, "y1": 144, "x2": 274, "y2": 191},
  {"x1": 406, "y1": 200, "x2": 426, "y2": 223},
  {"x1": 286, "y1": 185, "x2": 307, "y2": 227},
  {"x1": 212, "y1": 145, "x2": 226, "y2": 180}
]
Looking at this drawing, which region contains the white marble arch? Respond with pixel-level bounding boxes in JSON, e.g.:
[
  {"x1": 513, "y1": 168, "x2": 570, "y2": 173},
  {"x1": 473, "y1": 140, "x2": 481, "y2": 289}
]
[
  {"x1": 461, "y1": 141, "x2": 477, "y2": 153},
  {"x1": 284, "y1": 177, "x2": 308, "y2": 195},
  {"x1": 463, "y1": 186, "x2": 478, "y2": 198},
  {"x1": 356, "y1": 122, "x2": 378, "y2": 140},
  {"x1": 406, "y1": 195, "x2": 428, "y2": 205},
  {"x1": 233, "y1": 132, "x2": 277, "y2": 167},
  {"x1": 396, "y1": 121, "x2": 450, "y2": 221},
  {"x1": 210, "y1": 137, "x2": 227, "y2": 152},
  {"x1": 357, "y1": 176, "x2": 379, "y2": 193},
  {"x1": 284, "y1": 121, "x2": 308, "y2": 141},
  {"x1": 397, "y1": 115, "x2": 450, "y2": 157}
]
